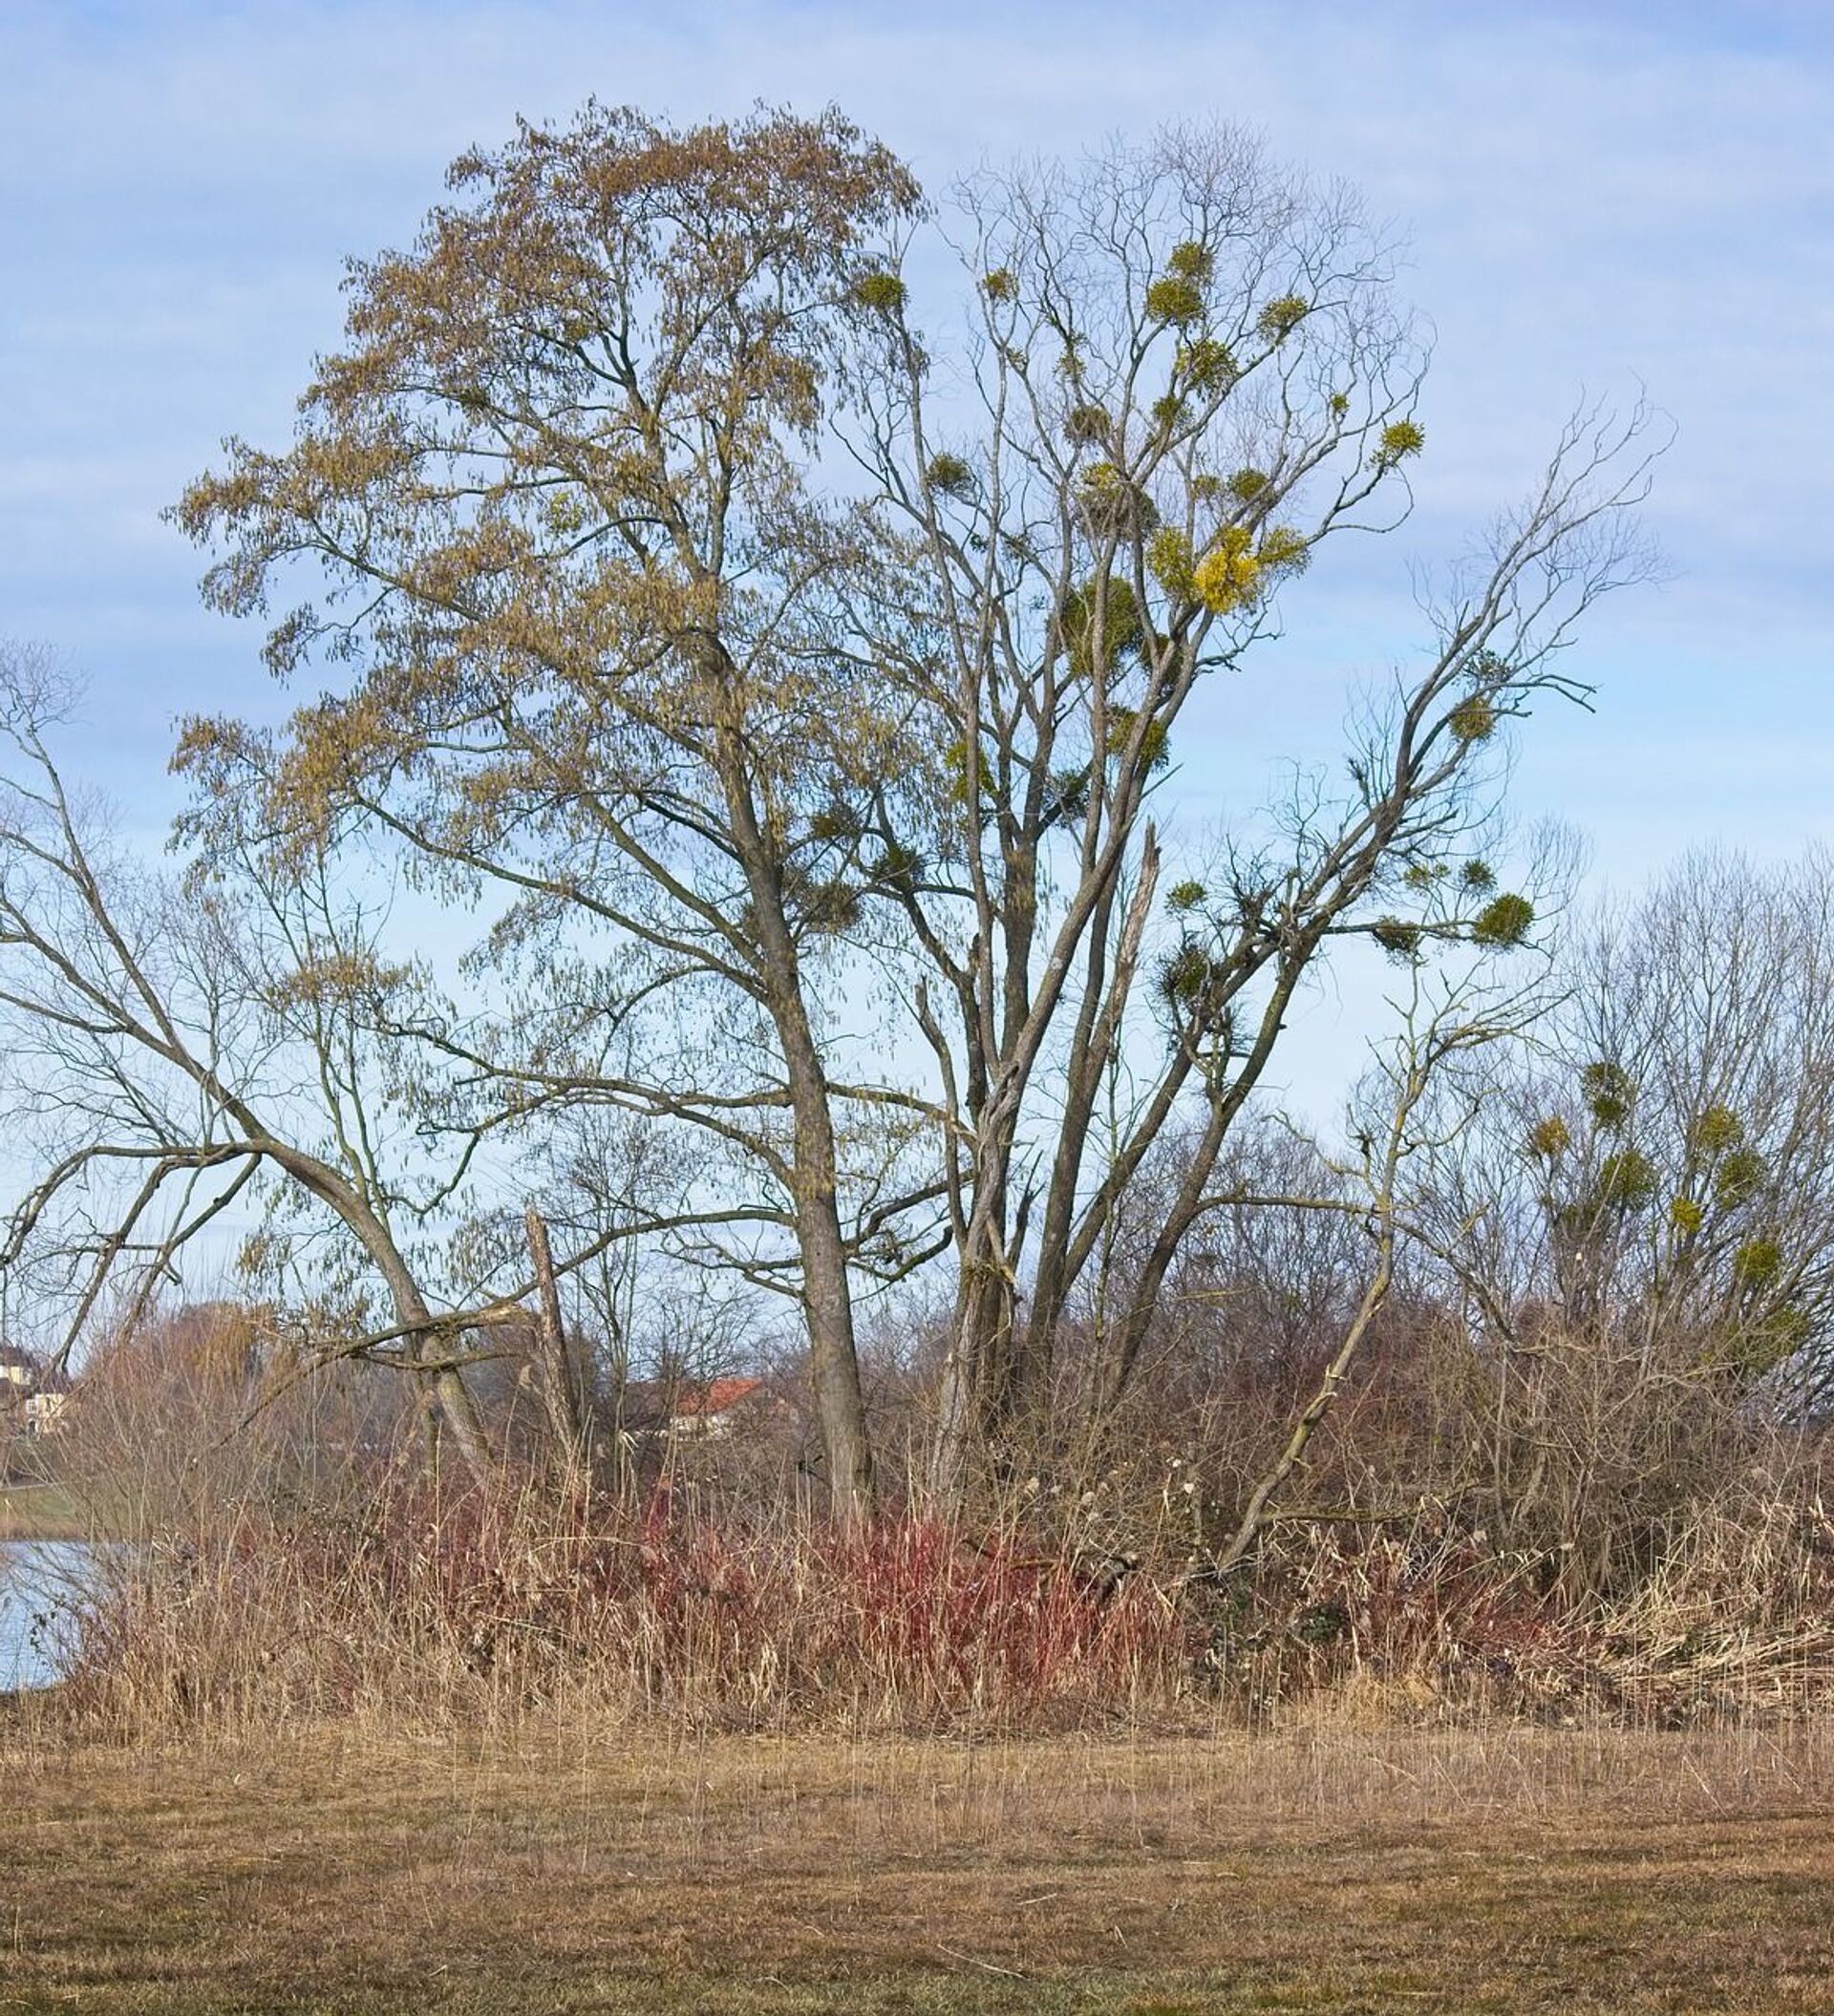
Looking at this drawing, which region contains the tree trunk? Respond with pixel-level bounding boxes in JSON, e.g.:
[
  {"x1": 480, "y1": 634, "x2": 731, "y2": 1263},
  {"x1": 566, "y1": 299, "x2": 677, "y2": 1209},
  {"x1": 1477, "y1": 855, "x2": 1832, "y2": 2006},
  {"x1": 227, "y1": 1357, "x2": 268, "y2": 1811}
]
[
  {"x1": 928, "y1": 1248, "x2": 1013, "y2": 1499},
  {"x1": 718, "y1": 732, "x2": 876, "y2": 1524},
  {"x1": 927, "y1": 1126, "x2": 1019, "y2": 1499},
  {"x1": 773, "y1": 973, "x2": 875, "y2": 1522},
  {"x1": 269, "y1": 1141, "x2": 494, "y2": 1482},
  {"x1": 525, "y1": 1204, "x2": 591, "y2": 1479},
  {"x1": 395, "y1": 1286, "x2": 495, "y2": 1484},
  {"x1": 797, "y1": 1178, "x2": 875, "y2": 1522}
]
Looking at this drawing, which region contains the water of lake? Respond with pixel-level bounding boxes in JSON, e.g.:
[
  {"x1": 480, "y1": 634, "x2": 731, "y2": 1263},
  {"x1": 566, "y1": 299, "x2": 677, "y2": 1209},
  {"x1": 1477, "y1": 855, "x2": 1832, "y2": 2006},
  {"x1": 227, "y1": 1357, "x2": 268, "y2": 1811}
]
[{"x1": 0, "y1": 1539, "x2": 96, "y2": 1689}]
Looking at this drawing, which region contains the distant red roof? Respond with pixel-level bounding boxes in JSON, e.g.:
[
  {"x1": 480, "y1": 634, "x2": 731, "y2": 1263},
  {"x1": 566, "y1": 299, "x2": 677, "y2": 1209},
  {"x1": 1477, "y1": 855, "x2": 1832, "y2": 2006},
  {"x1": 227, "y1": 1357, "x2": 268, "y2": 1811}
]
[{"x1": 670, "y1": 1376, "x2": 765, "y2": 1419}]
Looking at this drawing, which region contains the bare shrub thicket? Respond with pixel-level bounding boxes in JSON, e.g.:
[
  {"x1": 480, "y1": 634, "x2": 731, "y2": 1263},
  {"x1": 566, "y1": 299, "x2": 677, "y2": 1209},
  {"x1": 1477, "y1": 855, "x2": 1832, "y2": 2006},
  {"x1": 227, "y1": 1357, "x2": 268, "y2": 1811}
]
[
  {"x1": 50, "y1": 1332, "x2": 1189, "y2": 1735},
  {"x1": 19, "y1": 853, "x2": 1833, "y2": 1737}
]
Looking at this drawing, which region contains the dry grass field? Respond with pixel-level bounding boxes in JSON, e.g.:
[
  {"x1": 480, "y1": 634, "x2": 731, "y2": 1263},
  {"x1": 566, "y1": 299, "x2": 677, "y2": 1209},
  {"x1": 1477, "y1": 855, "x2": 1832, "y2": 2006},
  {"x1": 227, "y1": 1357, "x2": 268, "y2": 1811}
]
[{"x1": 4, "y1": 1719, "x2": 1833, "y2": 2012}]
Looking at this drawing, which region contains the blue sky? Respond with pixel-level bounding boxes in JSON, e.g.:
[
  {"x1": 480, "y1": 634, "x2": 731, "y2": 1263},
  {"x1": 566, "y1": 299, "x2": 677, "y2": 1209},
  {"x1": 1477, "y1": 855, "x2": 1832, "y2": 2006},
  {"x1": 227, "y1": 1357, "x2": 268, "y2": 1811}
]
[{"x1": 2, "y1": 0, "x2": 1829, "y2": 884}]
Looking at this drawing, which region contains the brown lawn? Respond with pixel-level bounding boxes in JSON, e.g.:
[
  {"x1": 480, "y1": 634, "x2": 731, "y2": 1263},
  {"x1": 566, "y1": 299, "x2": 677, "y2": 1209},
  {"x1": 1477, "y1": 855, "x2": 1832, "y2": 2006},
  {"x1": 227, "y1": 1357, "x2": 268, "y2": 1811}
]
[{"x1": 3, "y1": 1721, "x2": 1832, "y2": 2011}]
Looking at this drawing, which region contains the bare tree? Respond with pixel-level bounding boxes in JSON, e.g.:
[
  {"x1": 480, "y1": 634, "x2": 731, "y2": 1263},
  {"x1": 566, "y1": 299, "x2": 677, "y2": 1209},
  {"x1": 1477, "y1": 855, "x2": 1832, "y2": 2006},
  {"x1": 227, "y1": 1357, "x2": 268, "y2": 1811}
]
[
  {"x1": 0, "y1": 645, "x2": 494, "y2": 1471},
  {"x1": 1432, "y1": 849, "x2": 1834, "y2": 1389},
  {"x1": 829, "y1": 124, "x2": 1661, "y2": 1481},
  {"x1": 1200, "y1": 941, "x2": 1551, "y2": 1576}
]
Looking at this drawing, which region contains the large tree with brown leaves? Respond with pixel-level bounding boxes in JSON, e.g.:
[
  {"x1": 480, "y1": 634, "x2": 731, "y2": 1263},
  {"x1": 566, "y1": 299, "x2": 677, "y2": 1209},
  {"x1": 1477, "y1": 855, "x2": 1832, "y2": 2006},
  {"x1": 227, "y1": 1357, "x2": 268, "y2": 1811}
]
[{"x1": 177, "y1": 105, "x2": 928, "y2": 1520}]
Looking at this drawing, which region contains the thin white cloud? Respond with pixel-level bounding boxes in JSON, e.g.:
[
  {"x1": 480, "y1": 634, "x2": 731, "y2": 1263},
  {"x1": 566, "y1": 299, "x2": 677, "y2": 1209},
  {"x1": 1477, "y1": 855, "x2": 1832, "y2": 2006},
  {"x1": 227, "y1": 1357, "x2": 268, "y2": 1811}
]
[{"x1": 0, "y1": 0, "x2": 1826, "y2": 879}]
